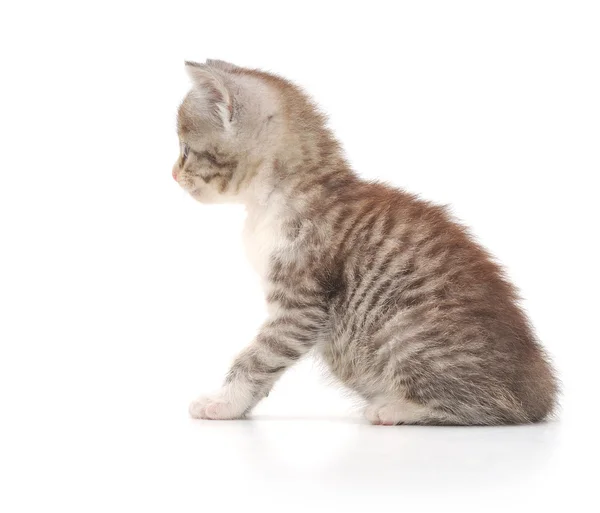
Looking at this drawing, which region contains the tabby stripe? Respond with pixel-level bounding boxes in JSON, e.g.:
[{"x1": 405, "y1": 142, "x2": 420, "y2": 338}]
[
  {"x1": 192, "y1": 150, "x2": 238, "y2": 170},
  {"x1": 263, "y1": 326, "x2": 316, "y2": 347},
  {"x1": 344, "y1": 251, "x2": 414, "y2": 337},
  {"x1": 267, "y1": 314, "x2": 324, "y2": 331},
  {"x1": 339, "y1": 212, "x2": 396, "y2": 310},
  {"x1": 267, "y1": 290, "x2": 323, "y2": 310},
  {"x1": 336, "y1": 208, "x2": 380, "y2": 257},
  {"x1": 345, "y1": 248, "x2": 399, "y2": 317},
  {"x1": 258, "y1": 334, "x2": 302, "y2": 361}
]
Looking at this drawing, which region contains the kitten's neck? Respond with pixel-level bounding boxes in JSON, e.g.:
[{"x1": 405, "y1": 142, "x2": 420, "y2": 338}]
[{"x1": 244, "y1": 133, "x2": 353, "y2": 217}]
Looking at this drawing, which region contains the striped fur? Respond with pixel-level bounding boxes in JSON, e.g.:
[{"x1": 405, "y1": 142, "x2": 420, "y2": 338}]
[{"x1": 176, "y1": 60, "x2": 558, "y2": 425}]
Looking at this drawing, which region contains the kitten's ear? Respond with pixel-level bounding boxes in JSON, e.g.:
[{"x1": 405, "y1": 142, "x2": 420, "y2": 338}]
[
  {"x1": 205, "y1": 59, "x2": 239, "y2": 72},
  {"x1": 185, "y1": 61, "x2": 233, "y2": 128}
]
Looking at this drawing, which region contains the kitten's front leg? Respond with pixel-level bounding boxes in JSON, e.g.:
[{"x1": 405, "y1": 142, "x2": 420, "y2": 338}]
[{"x1": 189, "y1": 304, "x2": 327, "y2": 420}]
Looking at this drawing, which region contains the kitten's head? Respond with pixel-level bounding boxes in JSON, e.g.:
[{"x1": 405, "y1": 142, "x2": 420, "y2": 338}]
[{"x1": 173, "y1": 60, "x2": 284, "y2": 203}]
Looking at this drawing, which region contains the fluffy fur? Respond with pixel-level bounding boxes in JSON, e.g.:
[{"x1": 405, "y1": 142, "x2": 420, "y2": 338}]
[{"x1": 174, "y1": 60, "x2": 557, "y2": 425}]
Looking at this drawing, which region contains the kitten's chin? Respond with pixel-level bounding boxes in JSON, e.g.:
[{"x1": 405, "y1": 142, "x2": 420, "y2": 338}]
[
  {"x1": 180, "y1": 180, "x2": 243, "y2": 204},
  {"x1": 188, "y1": 186, "x2": 228, "y2": 205},
  {"x1": 188, "y1": 187, "x2": 212, "y2": 203}
]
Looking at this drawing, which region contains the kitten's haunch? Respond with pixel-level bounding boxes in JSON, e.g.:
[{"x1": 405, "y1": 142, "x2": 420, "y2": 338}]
[{"x1": 174, "y1": 59, "x2": 558, "y2": 425}]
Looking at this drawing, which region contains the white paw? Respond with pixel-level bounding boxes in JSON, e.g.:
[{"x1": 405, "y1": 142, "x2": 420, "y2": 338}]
[
  {"x1": 364, "y1": 403, "x2": 381, "y2": 424},
  {"x1": 188, "y1": 394, "x2": 244, "y2": 420},
  {"x1": 365, "y1": 403, "x2": 404, "y2": 425},
  {"x1": 364, "y1": 398, "x2": 430, "y2": 425},
  {"x1": 365, "y1": 403, "x2": 395, "y2": 425}
]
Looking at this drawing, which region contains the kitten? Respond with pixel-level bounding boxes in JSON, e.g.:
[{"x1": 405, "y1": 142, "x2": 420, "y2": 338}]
[{"x1": 174, "y1": 59, "x2": 557, "y2": 425}]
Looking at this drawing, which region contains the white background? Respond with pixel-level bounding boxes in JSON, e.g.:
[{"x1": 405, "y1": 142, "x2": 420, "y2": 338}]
[{"x1": 1, "y1": 1, "x2": 599, "y2": 511}]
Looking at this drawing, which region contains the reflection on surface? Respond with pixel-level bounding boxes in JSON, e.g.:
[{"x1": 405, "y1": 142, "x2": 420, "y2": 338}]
[{"x1": 188, "y1": 415, "x2": 561, "y2": 506}]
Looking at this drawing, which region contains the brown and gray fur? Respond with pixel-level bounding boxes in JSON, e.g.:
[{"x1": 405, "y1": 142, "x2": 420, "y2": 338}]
[{"x1": 175, "y1": 59, "x2": 558, "y2": 425}]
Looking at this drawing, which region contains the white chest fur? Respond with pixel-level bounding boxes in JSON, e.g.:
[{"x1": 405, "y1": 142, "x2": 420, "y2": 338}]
[{"x1": 242, "y1": 198, "x2": 287, "y2": 282}]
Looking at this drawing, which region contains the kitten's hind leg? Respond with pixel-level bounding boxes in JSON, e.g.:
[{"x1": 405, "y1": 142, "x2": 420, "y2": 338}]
[{"x1": 364, "y1": 397, "x2": 434, "y2": 426}]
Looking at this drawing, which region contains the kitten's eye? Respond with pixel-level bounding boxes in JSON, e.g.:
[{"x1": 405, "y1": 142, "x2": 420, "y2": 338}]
[{"x1": 181, "y1": 143, "x2": 190, "y2": 164}]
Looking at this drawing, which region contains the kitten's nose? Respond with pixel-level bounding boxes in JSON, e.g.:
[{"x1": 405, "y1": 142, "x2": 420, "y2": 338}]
[{"x1": 172, "y1": 165, "x2": 179, "y2": 181}]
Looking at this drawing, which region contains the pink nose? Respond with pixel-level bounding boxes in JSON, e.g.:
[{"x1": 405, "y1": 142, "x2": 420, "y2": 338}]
[{"x1": 172, "y1": 167, "x2": 179, "y2": 181}]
